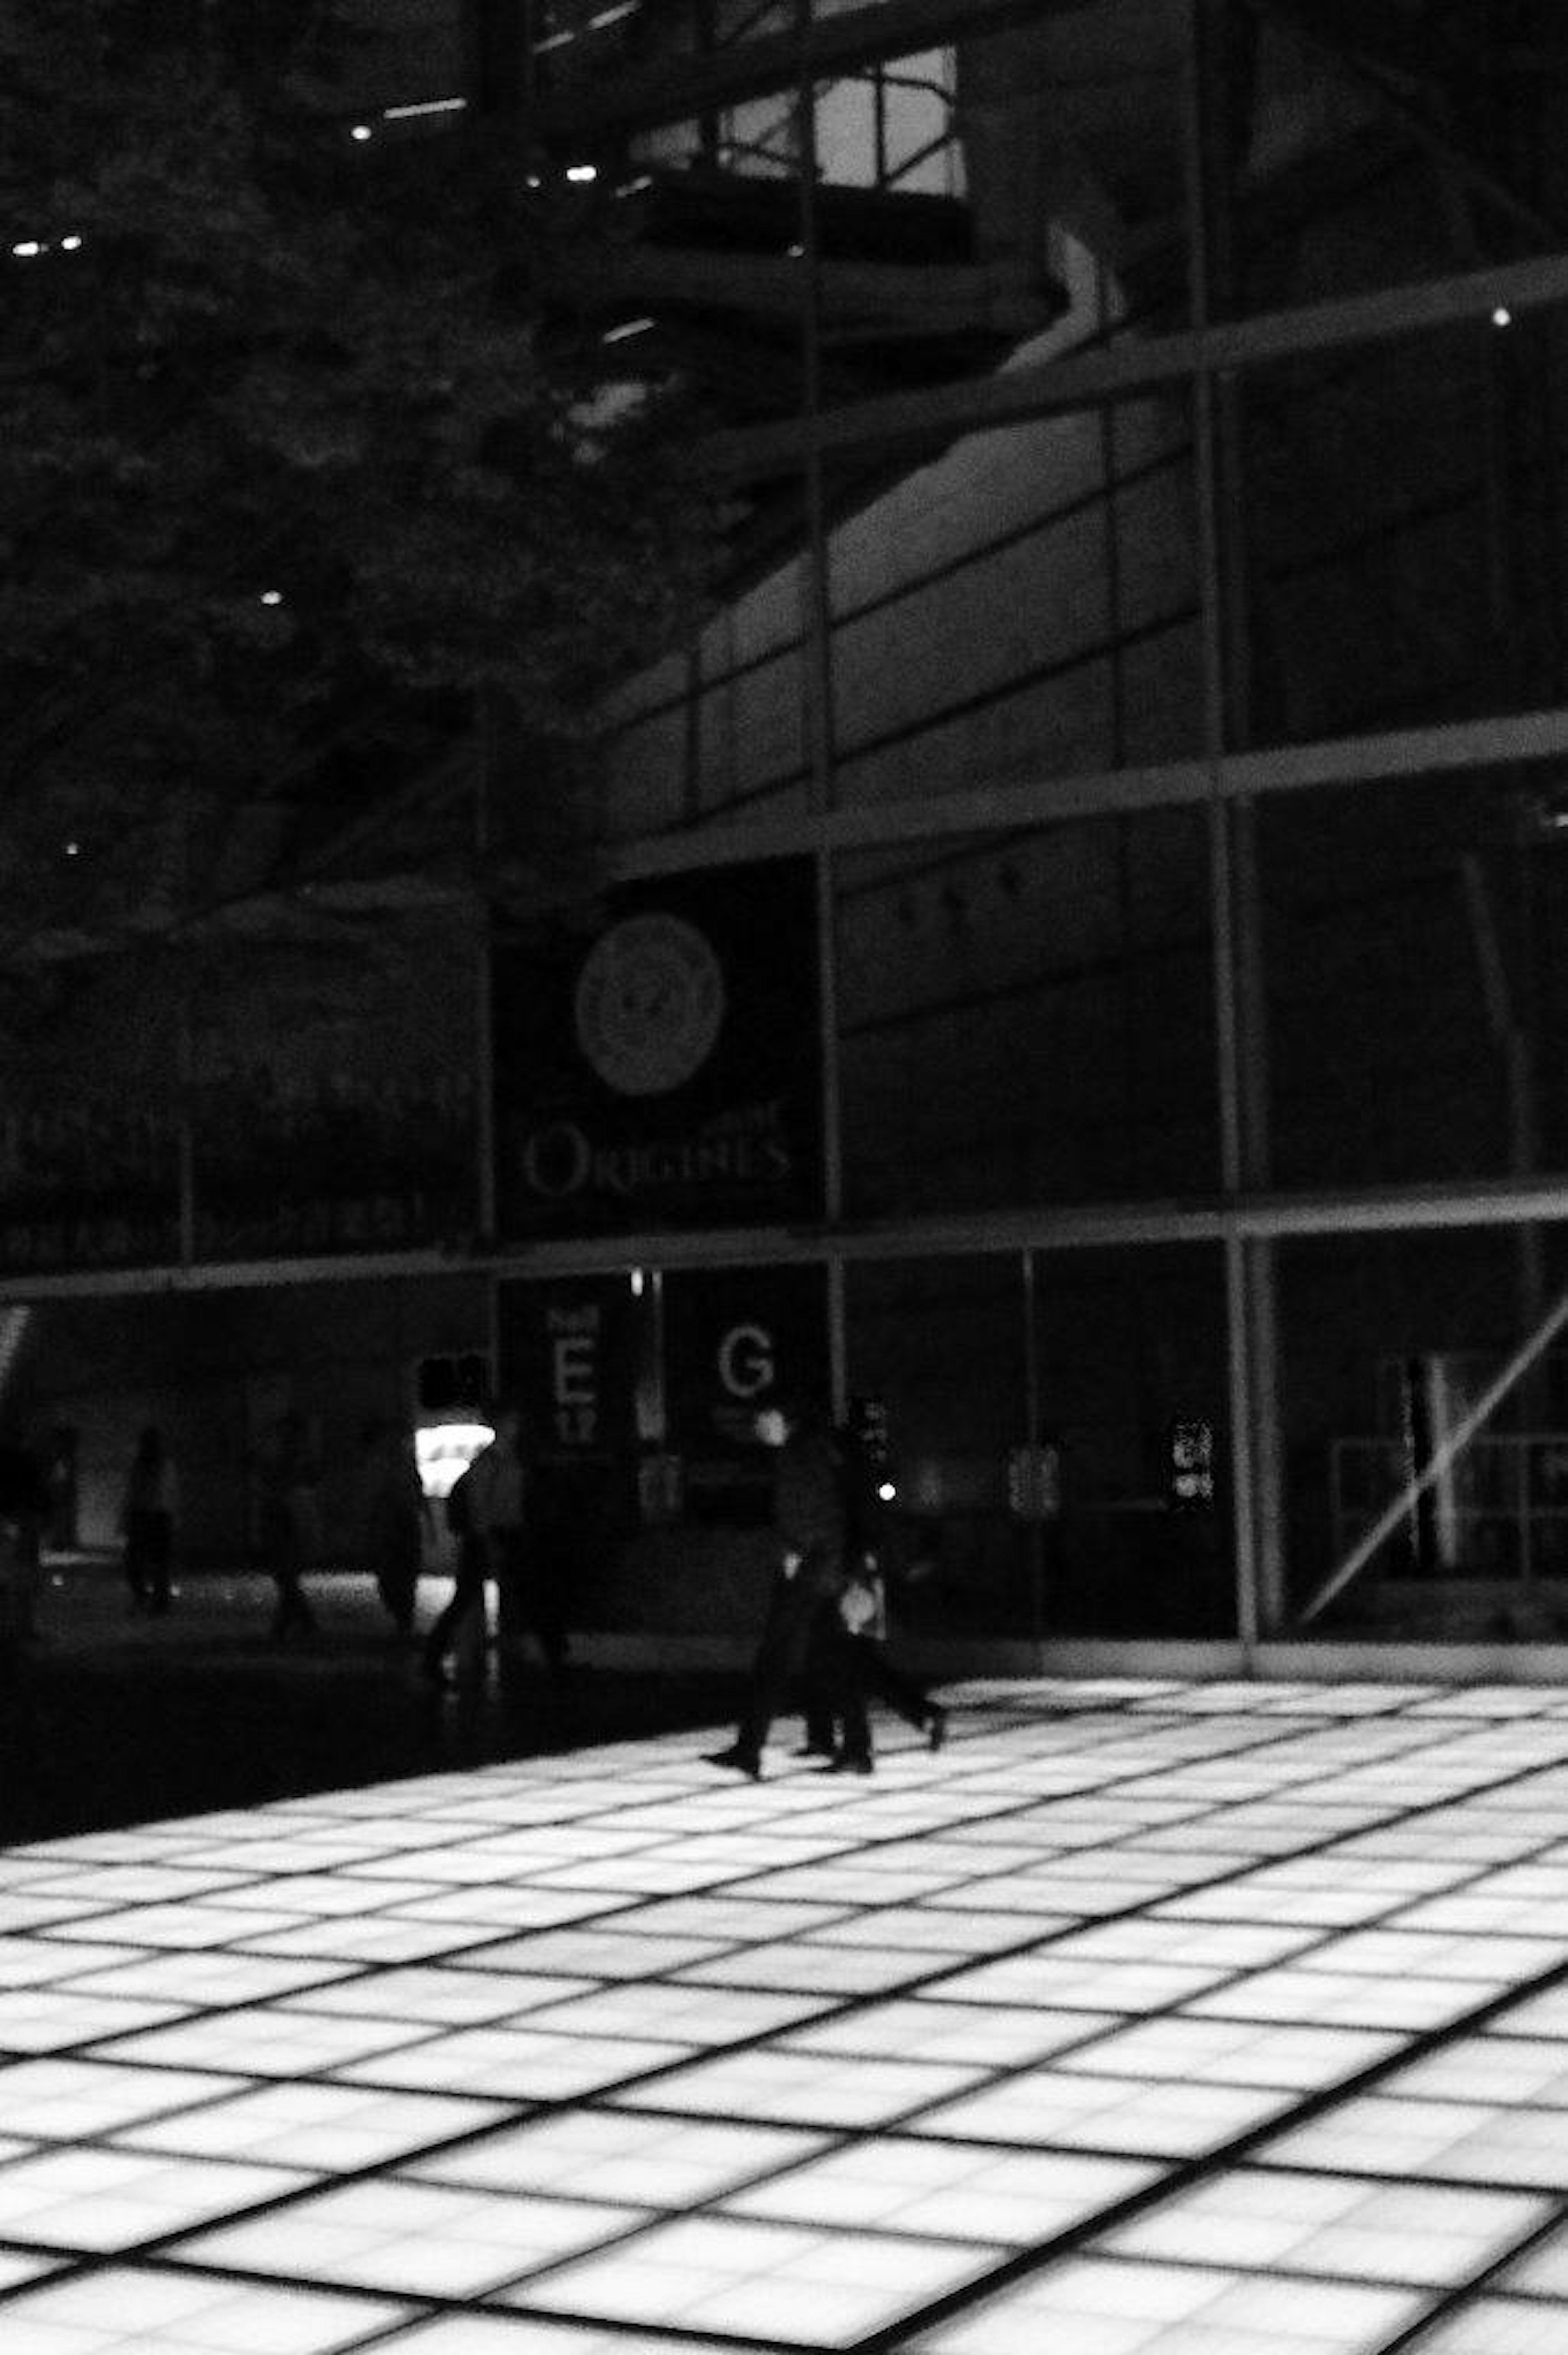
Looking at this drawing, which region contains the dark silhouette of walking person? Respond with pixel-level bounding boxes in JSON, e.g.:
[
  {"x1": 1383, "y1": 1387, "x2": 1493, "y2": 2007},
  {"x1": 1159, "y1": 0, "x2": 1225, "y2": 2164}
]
[
  {"x1": 706, "y1": 1394, "x2": 845, "y2": 1781},
  {"x1": 825, "y1": 1562, "x2": 948, "y2": 1772},
  {"x1": 824, "y1": 1414, "x2": 947, "y2": 1771},
  {"x1": 0, "y1": 1428, "x2": 48, "y2": 1644},
  {"x1": 522, "y1": 1454, "x2": 580, "y2": 1677},
  {"x1": 256, "y1": 1409, "x2": 319, "y2": 1643},
  {"x1": 121, "y1": 1425, "x2": 179, "y2": 1615},
  {"x1": 355, "y1": 1418, "x2": 430, "y2": 1640},
  {"x1": 465, "y1": 1403, "x2": 568, "y2": 1678},
  {"x1": 421, "y1": 1458, "x2": 489, "y2": 1687}
]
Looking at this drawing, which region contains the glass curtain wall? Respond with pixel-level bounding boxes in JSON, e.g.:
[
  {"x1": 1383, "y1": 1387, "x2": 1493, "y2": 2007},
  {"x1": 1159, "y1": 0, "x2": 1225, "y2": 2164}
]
[
  {"x1": 843, "y1": 1247, "x2": 1234, "y2": 1646},
  {"x1": 572, "y1": 3, "x2": 1568, "y2": 1658}
]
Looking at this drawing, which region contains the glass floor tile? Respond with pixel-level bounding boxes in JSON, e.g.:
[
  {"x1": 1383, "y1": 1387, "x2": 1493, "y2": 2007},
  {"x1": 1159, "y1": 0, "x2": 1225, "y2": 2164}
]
[
  {"x1": 173, "y1": 2178, "x2": 650, "y2": 2299},
  {"x1": 113, "y1": 2080, "x2": 512, "y2": 2171},
  {"x1": 511, "y1": 2212, "x2": 1005, "y2": 2342},
  {"x1": 1096, "y1": 2168, "x2": 1548, "y2": 2284},
  {"x1": 336, "y1": 2023, "x2": 698, "y2": 2102},
  {"x1": 914, "y1": 2255, "x2": 1431, "y2": 2355},
  {"x1": 0, "y1": 2264, "x2": 408, "y2": 2355},
  {"x1": 0, "y1": 2247, "x2": 60, "y2": 2293},
  {"x1": 7, "y1": 1679, "x2": 1568, "y2": 2355},
  {"x1": 88, "y1": 2004, "x2": 449, "y2": 2078},
  {"x1": 381, "y1": 2322, "x2": 722, "y2": 2355},
  {"x1": 0, "y1": 2057, "x2": 248, "y2": 2140},
  {"x1": 1407, "y1": 2297, "x2": 1568, "y2": 2354},
  {"x1": 0, "y1": 1989, "x2": 194, "y2": 2052},
  {"x1": 0, "y1": 2146, "x2": 311, "y2": 2250},
  {"x1": 405, "y1": 2110, "x2": 828, "y2": 2206}
]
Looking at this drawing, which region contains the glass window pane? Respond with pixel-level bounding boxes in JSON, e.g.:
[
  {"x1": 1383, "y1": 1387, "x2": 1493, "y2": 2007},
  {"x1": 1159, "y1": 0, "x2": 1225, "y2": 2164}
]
[
  {"x1": 847, "y1": 1256, "x2": 1029, "y2": 1642},
  {"x1": 1274, "y1": 1224, "x2": 1568, "y2": 1643},
  {"x1": 1033, "y1": 1244, "x2": 1234, "y2": 1641},
  {"x1": 1245, "y1": 305, "x2": 1568, "y2": 745},
  {"x1": 1258, "y1": 766, "x2": 1568, "y2": 1190},
  {"x1": 839, "y1": 814, "x2": 1216, "y2": 1217}
]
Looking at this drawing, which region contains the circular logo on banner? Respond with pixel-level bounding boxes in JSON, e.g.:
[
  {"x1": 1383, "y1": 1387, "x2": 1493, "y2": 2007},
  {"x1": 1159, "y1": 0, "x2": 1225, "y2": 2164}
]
[{"x1": 574, "y1": 912, "x2": 726, "y2": 1097}]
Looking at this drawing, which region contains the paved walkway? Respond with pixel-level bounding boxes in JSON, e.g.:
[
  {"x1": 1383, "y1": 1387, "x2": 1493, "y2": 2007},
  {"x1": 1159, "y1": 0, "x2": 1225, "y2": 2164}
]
[
  {"x1": 4, "y1": 1679, "x2": 1568, "y2": 2349},
  {"x1": 0, "y1": 1554, "x2": 741, "y2": 1846}
]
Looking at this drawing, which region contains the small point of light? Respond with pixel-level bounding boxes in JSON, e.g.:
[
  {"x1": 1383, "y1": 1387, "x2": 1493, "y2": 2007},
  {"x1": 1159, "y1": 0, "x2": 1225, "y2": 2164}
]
[
  {"x1": 786, "y1": 242, "x2": 804, "y2": 258},
  {"x1": 525, "y1": 174, "x2": 542, "y2": 189},
  {"x1": 259, "y1": 589, "x2": 283, "y2": 606},
  {"x1": 602, "y1": 315, "x2": 655, "y2": 343},
  {"x1": 566, "y1": 162, "x2": 598, "y2": 183},
  {"x1": 630, "y1": 1267, "x2": 646, "y2": 1297},
  {"x1": 878, "y1": 1480, "x2": 898, "y2": 1503},
  {"x1": 64, "y1": 841, "x2": 80, "y2": 858},
  {"x1": 60, "y1": 234, "x2": 83, "y2": 252},
  {"x1": 12, "y1": 240, "x2": 43, "y2": 258},
  {"x1": 1492, "y1": 304, "x2": 1513, "y2": 328},
  {"x1": 350, "y1": 123, "x2": 374, "y2": 143}
]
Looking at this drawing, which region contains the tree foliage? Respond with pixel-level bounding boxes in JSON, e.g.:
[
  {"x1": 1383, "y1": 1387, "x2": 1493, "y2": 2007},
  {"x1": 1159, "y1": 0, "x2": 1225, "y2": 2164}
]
[{"x1": 0, "y1": 0, "x2": 716, "y2": 962}]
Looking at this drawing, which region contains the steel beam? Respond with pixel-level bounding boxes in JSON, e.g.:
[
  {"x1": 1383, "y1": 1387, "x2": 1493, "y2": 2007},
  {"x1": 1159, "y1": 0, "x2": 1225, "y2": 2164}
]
[
  {"x1": 609, "y1": 701, "x2": 1568, "y2": 877},
  {"x1": 528, "y1": 0, "x2": 1078, "y2": 143},
  {"x1": 693, "y1": 252, "x2": 1568, "y2": 479},
  {"x1": 9, "y1": 1171, "x2": 1568, "y2": 1305}
]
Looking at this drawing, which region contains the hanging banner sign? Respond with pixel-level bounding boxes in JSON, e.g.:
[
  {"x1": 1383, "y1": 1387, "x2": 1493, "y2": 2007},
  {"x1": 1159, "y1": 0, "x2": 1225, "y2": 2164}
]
[
  {"x1": 664, "y1": 1263, "x2": 830, "y2": 1523},
  {"x1": 497, "y1": 1276, "x2": 637, "y2": 1463},
  {"x1": 492, "y1": 856, "x2": 823, "y2": 1239}
]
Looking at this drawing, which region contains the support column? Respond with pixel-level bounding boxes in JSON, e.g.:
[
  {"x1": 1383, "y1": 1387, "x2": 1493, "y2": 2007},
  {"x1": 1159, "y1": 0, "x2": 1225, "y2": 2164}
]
[
  {"x1": 1022, "y1": 1247, "x2": 1047, "y2": 1661},
  {"x1": 795, "y1": 3, "x2": 849, "y2": 1421},
  {"x1": 1186, "y1": 0, "x2": 1282, "y2": 1654}
]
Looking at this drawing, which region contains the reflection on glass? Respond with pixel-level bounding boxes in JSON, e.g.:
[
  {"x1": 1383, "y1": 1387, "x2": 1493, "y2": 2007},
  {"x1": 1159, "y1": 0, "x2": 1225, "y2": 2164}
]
[{"x1": 1276, "y1": 1227, "x2": 1568, "y2": 1642}]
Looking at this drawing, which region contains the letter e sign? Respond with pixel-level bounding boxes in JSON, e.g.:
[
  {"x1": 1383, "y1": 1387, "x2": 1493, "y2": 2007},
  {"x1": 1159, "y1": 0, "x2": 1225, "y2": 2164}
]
[{"x1": 552, "y1": 1334, "x2": 598, "y2": 1445}]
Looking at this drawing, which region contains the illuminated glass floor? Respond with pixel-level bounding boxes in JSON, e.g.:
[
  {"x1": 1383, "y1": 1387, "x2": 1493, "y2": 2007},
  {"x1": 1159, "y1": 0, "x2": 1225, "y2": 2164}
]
[{"x1": 8, "y1": 1682, "x2": 1568, "y2": 2352}]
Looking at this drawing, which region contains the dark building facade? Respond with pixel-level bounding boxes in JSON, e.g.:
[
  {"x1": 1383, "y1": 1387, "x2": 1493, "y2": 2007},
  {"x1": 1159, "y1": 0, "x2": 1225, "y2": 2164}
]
[{"x1": 7, "y1": 0, "x2": 1568, "y2": 1664}]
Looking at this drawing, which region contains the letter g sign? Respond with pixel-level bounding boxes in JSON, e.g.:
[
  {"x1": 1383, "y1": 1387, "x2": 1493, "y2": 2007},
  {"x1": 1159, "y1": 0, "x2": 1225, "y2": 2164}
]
[{"x1": 717, "y1": 1322, "x2": 775, "y2": 1400}]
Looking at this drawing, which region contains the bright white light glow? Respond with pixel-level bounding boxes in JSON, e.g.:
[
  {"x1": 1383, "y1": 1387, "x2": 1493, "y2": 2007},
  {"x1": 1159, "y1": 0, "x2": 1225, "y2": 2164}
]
[
  {"x1": 259, "y1": 589, "x2": 284, "y2": 606},
  {"x1": 60, "y1": 234, "x2": 83, "y2": 252},
  {"x1": 878, "y1": 1479, "x2": 898, "y2": 1501},
  {"x1": 12, "y1": 240, "x2": 43, "y2": 257},
  {"x1": 603, "y1": 317, "x2": 655, "y2": 344},
  {"x1": 1493, "y1": 304, "x2": 1513, "y2": 326},
  {"x1": 350, "y1": 124, "x2": 373, "y2": 142},
  {"x1": 566, "y1": 163, "x2": 598, "y2": 183},
  {"x1": 414, "y1": 1421, "x2": 494, "y2": 1499}
]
